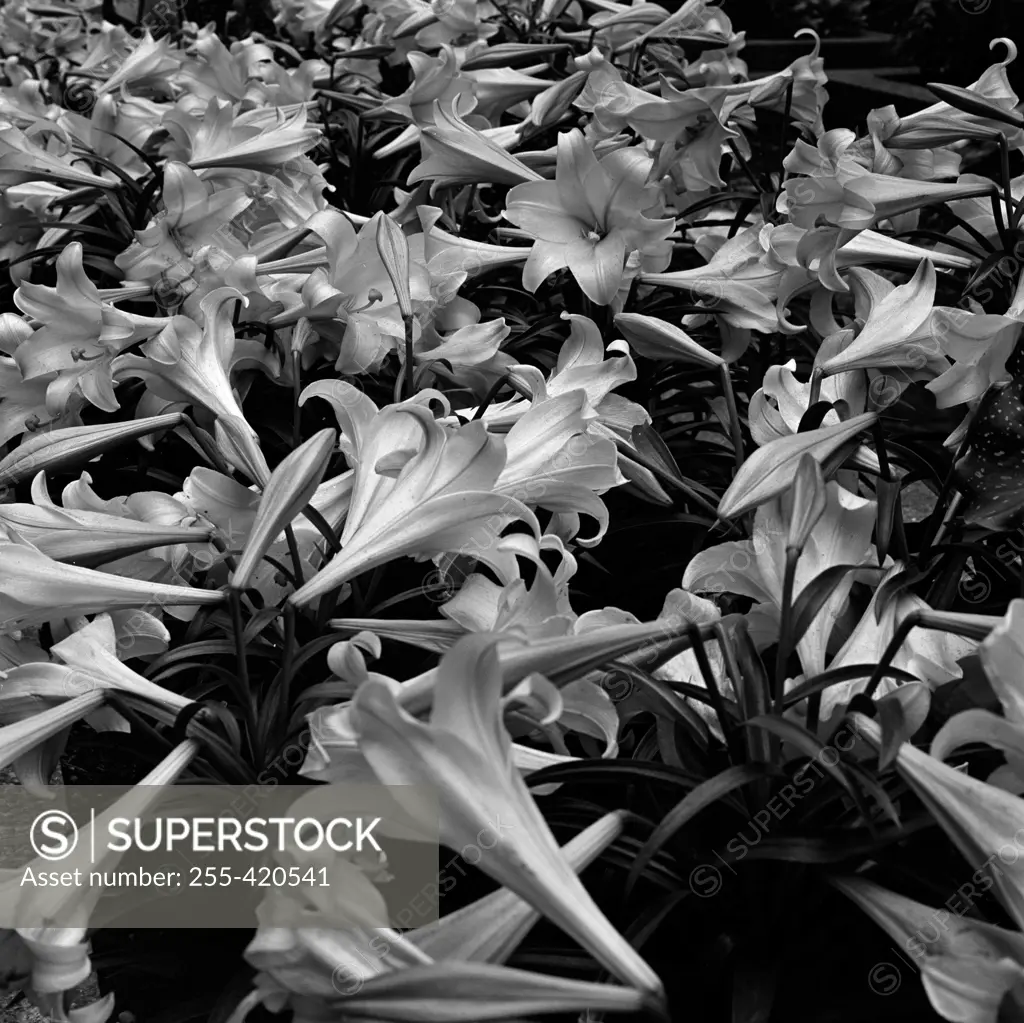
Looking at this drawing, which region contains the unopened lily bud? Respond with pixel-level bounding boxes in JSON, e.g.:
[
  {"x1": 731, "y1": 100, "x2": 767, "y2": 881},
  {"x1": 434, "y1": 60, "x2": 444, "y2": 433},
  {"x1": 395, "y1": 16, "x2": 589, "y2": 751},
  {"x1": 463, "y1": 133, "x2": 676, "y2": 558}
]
[
  {"x1": 0, "y1": 414, "x2": 185, "y2": 490},
  {"x1": 785, "y1": 453, "x2": 827, "y2": 554},
  {"x1": 231, "y1": 428, "x2": 336, "y2": 591},
  {"x1": 375, "y1": 214, "x2": 413, "y2": 320},
  {"x1": 290, "y1": 316, "x2": 317, "y2": 356},
  {"x1": 615, "y1": 312, "x2": 723, "y2": 367},
  {"x1": 925, "y1": 81, "x2": 1024, "y2": 129},
  {"x1": 525, "y1": 70, "x2": 588, "y2": 131},
  {"x1": 886, "y1": 117, "x2": 1001, "y2": 149}
]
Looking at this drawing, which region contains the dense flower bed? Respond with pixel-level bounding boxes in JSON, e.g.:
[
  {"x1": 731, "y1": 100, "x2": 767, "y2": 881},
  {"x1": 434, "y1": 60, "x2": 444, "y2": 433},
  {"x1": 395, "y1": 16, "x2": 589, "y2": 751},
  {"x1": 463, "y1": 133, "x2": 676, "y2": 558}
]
[{"x1": 1, "y1": 0, "x2": 1024, "y2": 1020}]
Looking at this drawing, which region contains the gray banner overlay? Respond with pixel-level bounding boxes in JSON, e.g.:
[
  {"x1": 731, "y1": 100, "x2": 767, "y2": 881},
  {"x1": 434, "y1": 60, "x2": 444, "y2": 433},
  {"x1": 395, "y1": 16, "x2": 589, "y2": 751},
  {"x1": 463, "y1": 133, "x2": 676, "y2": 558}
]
[{"x1": 0, "y1": 785, "x2": 439, "y2": 928}]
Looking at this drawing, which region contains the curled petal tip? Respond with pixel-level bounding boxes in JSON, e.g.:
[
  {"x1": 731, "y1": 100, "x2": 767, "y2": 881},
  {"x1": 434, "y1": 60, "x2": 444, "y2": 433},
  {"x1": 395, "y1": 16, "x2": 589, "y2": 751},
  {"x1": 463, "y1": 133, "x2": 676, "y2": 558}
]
[
  {"x1": 795, "y1": 27, "x2": 821, "y2": 54},
  {"x1": 990, "y1": 37, "x2": 1018, "y2": 65}
]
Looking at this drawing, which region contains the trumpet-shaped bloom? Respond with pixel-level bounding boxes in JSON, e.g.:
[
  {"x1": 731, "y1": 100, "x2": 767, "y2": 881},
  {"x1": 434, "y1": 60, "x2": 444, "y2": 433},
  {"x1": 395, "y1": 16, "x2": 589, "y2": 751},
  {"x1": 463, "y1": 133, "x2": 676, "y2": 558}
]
[
  {"x1": 239, "y1": 813, "x2": 636, "y2": 1023},
  {"x1": 289, "y1": 383, "x2": 538, "y2": 608},
  {"x1": 456, "y1": 313, "x2": 647, "y2": 437},
  {"x1": 0, "y1": 470, "x2": 212, "y2": 568},
  {"x1": 13, "y1": 243, "x2": 172, "y2": 414},
  {"x1": 816, "y1": 260, "x2": 947, "y2": 377},
  {"x1": 780, "y1": 130, "x2": 994, "y2": 234},
  {"x1": 799, "y1": 563, "x2": 975, "y2": 723},
  {"x1": 505, "y1": 130, "x2": 674, "y2": 305},
  {"x1": 930, "y1": 600, "x2": 1024, "y2": 792},
  {"x1": 895, "y1": 39, "x2": 1024, "y2": 151},
  {"x1": 163, "y1": 97, "x2": 322, "y2": 172},
  {"x1": 834, "y1": 875, "x2": 1024, "y2": 1023},
  {"x1": 351, "y1": 633, "x2": 663, "y2": 996},
  {"x1": 0, "y1": 541, "x2": 224, "y2": 632},
  {"x1": 495, "y1": 389, "x2": 623, "y2": 547},
  {"x1": 685, "y1": 482, "x2": 878, "y2": 676},
  {"x1": 408, "y1": 99, "x2": 542, "y2": 192}
]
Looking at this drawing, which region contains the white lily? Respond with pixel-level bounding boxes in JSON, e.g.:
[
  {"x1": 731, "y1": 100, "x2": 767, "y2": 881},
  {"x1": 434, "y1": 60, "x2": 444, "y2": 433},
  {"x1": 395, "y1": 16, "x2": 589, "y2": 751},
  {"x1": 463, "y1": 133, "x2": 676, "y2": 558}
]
[{"x1": 351, "y1": 632, "x2": 664, "y2": 997}]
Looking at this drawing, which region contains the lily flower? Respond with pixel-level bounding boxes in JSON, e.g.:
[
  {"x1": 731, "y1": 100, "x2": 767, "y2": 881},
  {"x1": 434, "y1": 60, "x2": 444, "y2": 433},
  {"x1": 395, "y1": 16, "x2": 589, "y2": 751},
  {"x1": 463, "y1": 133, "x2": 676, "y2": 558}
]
[
  {"x1": 112, "y1": 287, "x2": 276, "y2": 476},
  {"x1": 1, "y1": 614, "x2": 194, "y2": 739},
  {"x1": 495, "y1": 389, "x2": 623, "y2": 547},
  {"x1": 854, "y1": 710, "x2": 1024, "y2": 938},
  {"x1": 237, "y1": 813, "x2": 639, "y2": 1023},
  {"x1": 640, "y1": 224, "x2": 785, "y2": 334},
  {"x1": 815, "y1": 260, "x2": 947, "y2": 378},
  {"x1": 351, "y1": 632, "x2": 664, "y2": 997},
  {"x1": 794, "y1": 563, "x2": 975, "y2": 725},
  {"x1": 0, "y1": 540, "x2": 224, "y2": 632},
  {"x1": 0, "y1": 740, "x2": 198, "y2": 1023},
  {"x1": 455, "y1": 313, "x2": 646, "y2": 437},
  {"x1": 0, "y1": 354, "x2": 84, "y2": 450},
  {"x1": 504, "y1": 129, "x2": 675, "y2": 305},
  {"x1": 114, "y1": 161, "x2": 255, "y2": 295},
  {"x1": 367, "y1": 46, "x2": 474, "y2": 151},
  {"x1": 289, "y1": 383, "x2": 538, "y2": 609},
  {"x1": 264, "y1": 210, "x2": 436, "y2": 375},
  {"x1": 306, "y1": 612, "x2": 702, "y2": 785},
  {"x1": 895, "y1": 39, "x2": 1024, "y2": 151},
  {"x1": 780, "y1": 130, "x2": 995, "y2": 234},
  {"x1": 685, "y1": 481, "x2": 878, "y2": 677},
  {"x1": 0, "y1": 122, "x2": 114, "y2": 190},
  {"x1": 0, "y1": 474, "x2": 213, "y2": 568},
  {"x1": 926, "y1": 305, "x2": 1024, "y2": 409},
  {"x1": 415, "y1": 205, "x2": 532, "y2": 279},
  {"x1": 929, "y1": 600, "x2": 1024, "y2": 793},
  {"x1": 2, "y1": 738, "x2": 199, "y2": 929},
  {"x1": 163, "y1": 97, "x2": 323, "y2": 172},
  {"x1": 13, "y1": 243, "x2": 173, "y2": 414},
  {"x1": 834, "y1": 875, "x2": 1024, "y2": 1023},
  {"x1": 408, "y1": 99, "x2": 543, "y2": 191}
]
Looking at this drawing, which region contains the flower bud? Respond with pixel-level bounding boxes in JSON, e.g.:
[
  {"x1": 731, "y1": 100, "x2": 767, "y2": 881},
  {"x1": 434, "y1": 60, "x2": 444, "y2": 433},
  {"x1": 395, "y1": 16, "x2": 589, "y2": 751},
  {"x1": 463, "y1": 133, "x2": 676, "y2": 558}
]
[
  {"x1": 785, "y1": 453, "x2": 827, "y2": 554},
  {"x1": 615, "y1": 312, "x2": 723, "y2": 367},
  {"x1": 231, "y1": 428, "x2": 336, "y2": 591},
  {"x1": 524, "y1": 70, "x2": 588, "y2": 131},
  {"x1": 375, "y1": 214, "x2": 413, "y2": 320},
  {"x1": 0, "y1": 414, "x2": 185, "y2": 490},
  {"x1": 290, "y1": 316, "x2": 317, "y2": 356},
  {"x1": 925, "y1": 81, "x2": 1024, "y2": 129}
]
